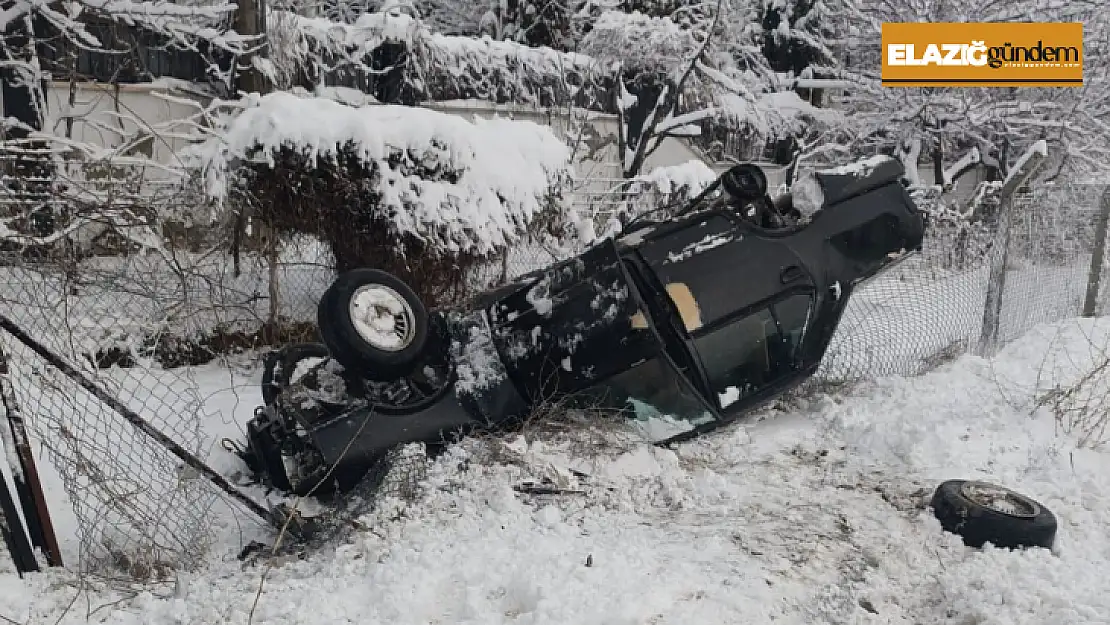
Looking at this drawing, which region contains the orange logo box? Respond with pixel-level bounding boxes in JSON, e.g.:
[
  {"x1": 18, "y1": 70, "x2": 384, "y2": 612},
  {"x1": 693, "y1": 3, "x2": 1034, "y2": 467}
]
[{"x1": 881, "y1": 22, "x2": 1084, "y2": 87}]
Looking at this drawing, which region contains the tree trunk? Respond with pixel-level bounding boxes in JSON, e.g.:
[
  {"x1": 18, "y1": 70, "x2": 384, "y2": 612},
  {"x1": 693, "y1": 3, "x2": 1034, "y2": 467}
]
[{"x1": 236, "y1": 0, "x2": 271, "y2": 94}]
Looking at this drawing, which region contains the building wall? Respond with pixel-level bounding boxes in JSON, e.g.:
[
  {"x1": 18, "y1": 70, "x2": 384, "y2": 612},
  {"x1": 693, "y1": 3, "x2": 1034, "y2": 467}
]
[{"x1": 41, "y1": 80, "x2": 208, "y2": 183}]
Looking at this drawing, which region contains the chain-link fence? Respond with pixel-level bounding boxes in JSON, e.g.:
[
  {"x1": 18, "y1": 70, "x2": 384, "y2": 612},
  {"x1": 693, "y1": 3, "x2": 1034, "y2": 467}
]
[
  {"x1": 0, "y1": 145, "x2": 255, "y2": 579},
  {"x1": 816, "y1": 182, "x2": 1108, "y2": 386}
]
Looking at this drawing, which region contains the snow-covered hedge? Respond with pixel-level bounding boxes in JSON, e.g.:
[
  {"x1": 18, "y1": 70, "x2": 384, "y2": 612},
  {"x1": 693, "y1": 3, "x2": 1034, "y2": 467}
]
[
  {"x1": 266, "y1": 9, "x2": 609, "y2": 108},
  {"x1": 188, "y1": 91, "x2": 575, "y2": 304},
  {"x1": 625, "y1": 160, "x2": 718, "y2": 214}
]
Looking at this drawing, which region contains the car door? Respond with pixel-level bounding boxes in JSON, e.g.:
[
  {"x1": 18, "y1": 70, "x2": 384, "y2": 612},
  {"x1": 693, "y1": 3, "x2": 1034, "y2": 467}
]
[
  {"x1": 685, "y1": 289, "x2": 817, "y2": 412},
  {"x1": 484, "y1": 239, "x2": 664, "y2": 403},
  {"x1": 631, "y1": 210, "x2": 819, "y2": 411},
  {"x1": 633, "y1": 210, "x2": 816, "y2": 333}
]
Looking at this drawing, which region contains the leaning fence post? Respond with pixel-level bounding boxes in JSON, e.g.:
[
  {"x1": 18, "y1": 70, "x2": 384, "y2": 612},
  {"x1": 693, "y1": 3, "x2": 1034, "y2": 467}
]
[
  {"x1": 1082, "y1": 186, "x2": 1110, "y2": 317},
  {"x1": 977, "y1": 143, "x2": 1048, "y2": 355}
]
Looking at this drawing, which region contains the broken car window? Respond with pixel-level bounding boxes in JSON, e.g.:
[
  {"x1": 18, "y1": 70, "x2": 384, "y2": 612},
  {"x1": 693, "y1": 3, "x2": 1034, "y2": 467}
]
[
  {"x1": 691, "y1": 292, "x2": 814, "y2": 408},
  {"x1": 573, "y1": 355, "x2": 715, "y2": 427}
]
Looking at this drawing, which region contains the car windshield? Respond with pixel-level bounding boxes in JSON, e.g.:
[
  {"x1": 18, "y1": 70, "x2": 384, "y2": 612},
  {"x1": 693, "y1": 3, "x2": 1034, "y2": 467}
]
[
  {"x1": 691, "y1": 291, "x2": 813, "y2": 410},
  {"x1": 572, "y1": 354, "x2": 717, "y2": 438}
]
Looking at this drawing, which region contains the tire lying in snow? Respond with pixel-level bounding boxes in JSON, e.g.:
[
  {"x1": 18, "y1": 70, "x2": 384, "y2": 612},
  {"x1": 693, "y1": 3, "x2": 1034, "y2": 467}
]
[
  {"x1": 930, "y1": 479, "x2": 1057, "y2": 550},
  {"x1": 317, "y1": 268, "x2": 430, "y2": 381},
  {"x1": 261, "y1": 342, "x2": 331, "y2": 406}
]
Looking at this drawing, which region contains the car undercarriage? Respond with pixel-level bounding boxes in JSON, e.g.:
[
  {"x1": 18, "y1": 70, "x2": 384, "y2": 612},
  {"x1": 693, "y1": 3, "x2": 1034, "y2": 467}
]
[{"x1": 237, "y1": 156, "x2": 927, "y2": 497}]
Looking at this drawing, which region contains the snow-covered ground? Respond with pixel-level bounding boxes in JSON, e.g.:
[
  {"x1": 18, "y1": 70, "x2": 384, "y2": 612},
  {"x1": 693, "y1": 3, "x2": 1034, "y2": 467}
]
[{"x1": 3, "y1": 316, "x2": 1110, "y2": 624}]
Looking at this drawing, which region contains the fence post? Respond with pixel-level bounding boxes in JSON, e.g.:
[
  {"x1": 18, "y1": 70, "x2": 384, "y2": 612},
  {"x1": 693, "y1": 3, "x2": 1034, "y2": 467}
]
[
  {"x1": 1082, "y1": 186, "x2": 1110, "y2": 317},
  {"x1": 977, "y1": 146, "x2": 1048, "y2": 355}
]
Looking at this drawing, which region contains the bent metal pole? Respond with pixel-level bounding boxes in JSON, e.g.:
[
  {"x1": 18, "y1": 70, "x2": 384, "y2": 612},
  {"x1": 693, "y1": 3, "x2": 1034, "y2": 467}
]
[
  {"x1": 0, "y1": 342, "x2": 63, "y2": 566},
  {"x1": 0, "y1": 314, "x2": 277, "y2": 528}
]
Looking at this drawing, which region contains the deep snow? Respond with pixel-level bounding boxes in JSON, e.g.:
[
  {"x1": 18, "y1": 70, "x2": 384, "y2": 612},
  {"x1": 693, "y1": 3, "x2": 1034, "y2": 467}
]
[{"x1": 2, "y1": 317, "x2": 1110, "y2": 624}]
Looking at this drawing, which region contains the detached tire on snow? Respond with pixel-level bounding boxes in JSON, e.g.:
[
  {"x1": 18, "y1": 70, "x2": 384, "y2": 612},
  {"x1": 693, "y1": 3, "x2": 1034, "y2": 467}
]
[
  {"x1": 317, "y1": 268, "x2": 429, "y2": 381},
  {"x1": 930, "y1": 479, "x2": 1057, "y2": 550}
]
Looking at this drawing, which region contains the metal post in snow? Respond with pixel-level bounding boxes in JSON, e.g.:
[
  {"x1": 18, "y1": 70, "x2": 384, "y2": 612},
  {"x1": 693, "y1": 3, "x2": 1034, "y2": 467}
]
[
  {"x1": 977, "y1": 145, "x2": 1048, "y2": 355},
  {"x1": 0, "y1": 343, "x2": 63, "y2": 567},
  {"x1": 1082, "y1": 186, "x2": 1110, "y2": 317},
  {"x1": 0, "y1": 460, "x2": 38, "y2": 576}
]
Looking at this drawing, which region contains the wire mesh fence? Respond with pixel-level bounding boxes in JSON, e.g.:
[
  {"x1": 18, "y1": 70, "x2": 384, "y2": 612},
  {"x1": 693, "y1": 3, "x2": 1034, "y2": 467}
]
[
  {"x1": 815, "y1": 182, "x2": 1108, "y2": 386},
  {"x1": 0, "y1": 147, "x2": 247, "y2": 579}
]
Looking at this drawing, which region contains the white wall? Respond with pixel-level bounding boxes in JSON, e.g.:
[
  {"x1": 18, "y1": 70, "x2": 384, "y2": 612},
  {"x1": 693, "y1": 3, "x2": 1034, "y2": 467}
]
[{"x1": 41, "y1": 81, "x2": 208, "y2": 183}]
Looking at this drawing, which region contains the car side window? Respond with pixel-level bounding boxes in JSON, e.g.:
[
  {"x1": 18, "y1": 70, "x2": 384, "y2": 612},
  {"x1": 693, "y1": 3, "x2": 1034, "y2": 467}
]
[{"x1": 691, "y1": 291, "x2": 813, "y2": 408}]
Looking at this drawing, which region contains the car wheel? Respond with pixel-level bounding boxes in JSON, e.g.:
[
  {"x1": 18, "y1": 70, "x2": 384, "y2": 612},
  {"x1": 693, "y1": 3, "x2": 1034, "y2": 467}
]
[
  {"x1": 261, "y1": 342, "x2": 331, "y2": 406},
  {"x1": 317, "y1": 268, "x2": 430, "y2": 381},
  {"x1": 930, "y1": 479, "x2": 1057, "y2": 550}
]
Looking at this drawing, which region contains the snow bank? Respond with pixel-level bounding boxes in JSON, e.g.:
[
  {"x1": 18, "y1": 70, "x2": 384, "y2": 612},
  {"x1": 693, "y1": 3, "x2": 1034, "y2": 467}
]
[
  {"x1": 5, "y1": 318, "x2": 1110, "y2": 623},
  {"x1": 188, "y1": 91, "x2": 574, "y2": 256}
]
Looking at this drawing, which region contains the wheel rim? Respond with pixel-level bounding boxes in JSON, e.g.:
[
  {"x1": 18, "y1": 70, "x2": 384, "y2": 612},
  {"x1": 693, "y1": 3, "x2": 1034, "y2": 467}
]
[
  {"x1": 348, "y1": 284, "x2": 417, "y2": 352},
  {"x1": 960, "y1": 481, "x2": 1039, "y2": 518}
]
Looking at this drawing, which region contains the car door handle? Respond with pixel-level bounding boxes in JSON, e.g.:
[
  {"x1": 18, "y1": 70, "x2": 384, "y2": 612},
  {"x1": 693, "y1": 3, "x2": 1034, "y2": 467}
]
[{"x1": 780, "y1": 265, "x2": 805, "y2": 284}]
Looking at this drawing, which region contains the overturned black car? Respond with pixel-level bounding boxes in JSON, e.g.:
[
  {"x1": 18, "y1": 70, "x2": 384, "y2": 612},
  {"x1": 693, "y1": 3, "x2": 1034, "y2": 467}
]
[{"x1": 238, "y1": 156, "x2": 926, "y2": 496}]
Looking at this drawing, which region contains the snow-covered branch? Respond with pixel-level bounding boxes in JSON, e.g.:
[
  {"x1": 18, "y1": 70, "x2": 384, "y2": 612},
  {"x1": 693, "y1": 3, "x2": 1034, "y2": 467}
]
[{"x1": 266, "y1": 8, "x2": 606, "y2": 107}]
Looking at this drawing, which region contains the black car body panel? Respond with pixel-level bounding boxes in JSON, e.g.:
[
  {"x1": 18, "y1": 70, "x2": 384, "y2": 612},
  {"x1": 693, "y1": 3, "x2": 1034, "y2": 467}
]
[
  {"x1": 241, "y1": 157, "x2": 926, "y2": 496},
  {"x1": 309, "y1": 387, "x2": 475, "y2": 470},
  {"x1": 486, "y1": 240, "x2": 666, "y2": 402}
]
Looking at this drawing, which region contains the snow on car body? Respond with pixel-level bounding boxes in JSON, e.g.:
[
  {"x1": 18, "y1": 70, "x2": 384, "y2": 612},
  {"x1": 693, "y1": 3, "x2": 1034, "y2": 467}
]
[{"x1": 241, "y1": 157, "x2": 926, "y2": 496}]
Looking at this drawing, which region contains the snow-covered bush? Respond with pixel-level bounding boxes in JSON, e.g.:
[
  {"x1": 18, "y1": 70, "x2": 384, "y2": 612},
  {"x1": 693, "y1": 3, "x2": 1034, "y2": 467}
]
[
  {"x1": 188, "y1": 91, "x2": 575, "y2": 305},
  {"x1": 583, "y1": 160, "x2": 718, "y2": 238},
  {"x1": 623, "y1": 160, "x2": 717, "y2": 217}
]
